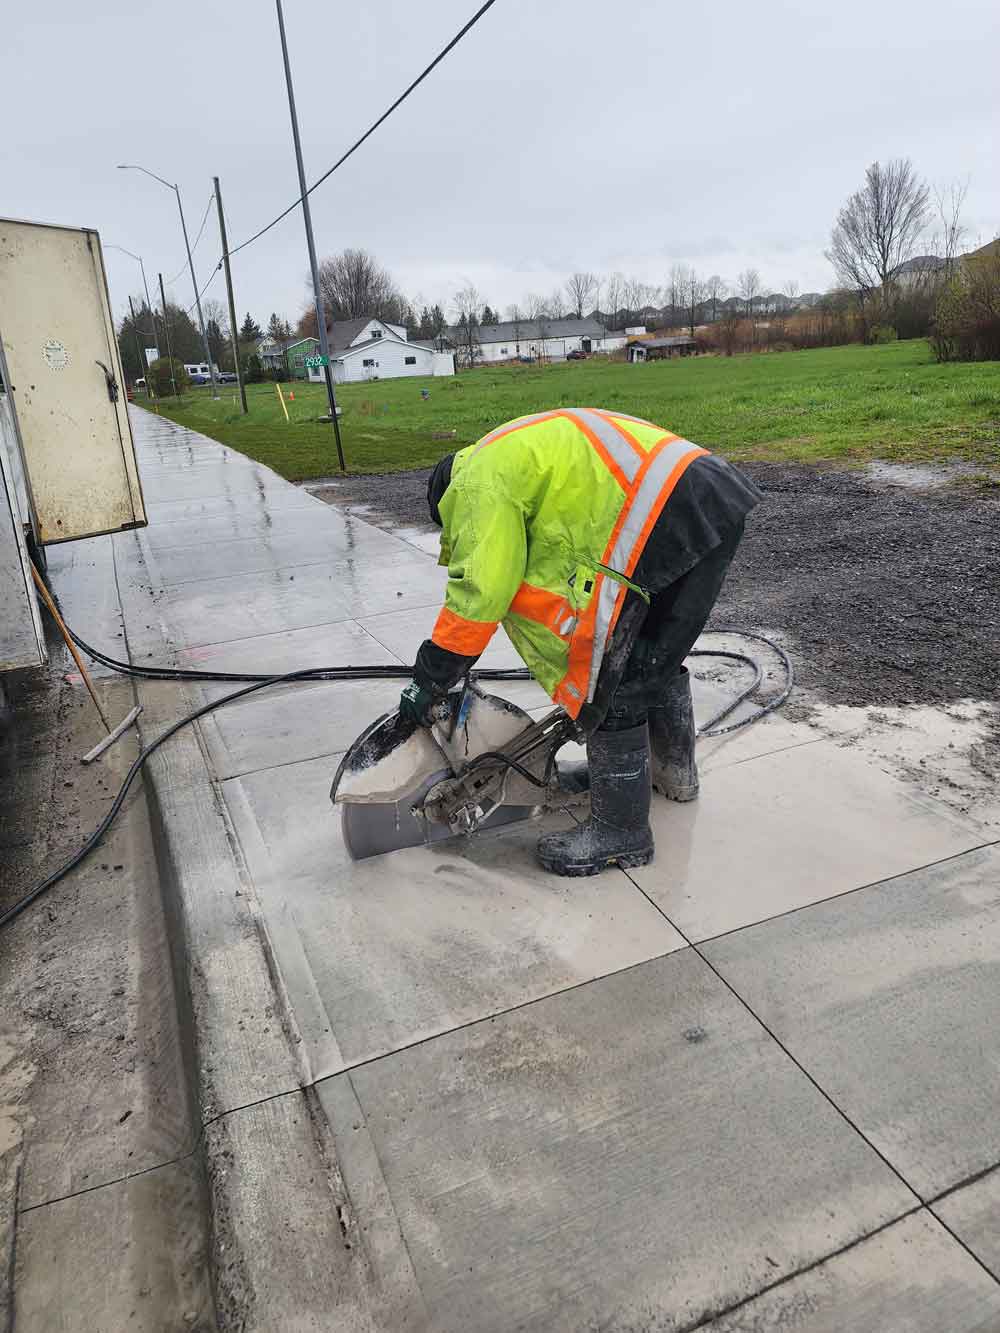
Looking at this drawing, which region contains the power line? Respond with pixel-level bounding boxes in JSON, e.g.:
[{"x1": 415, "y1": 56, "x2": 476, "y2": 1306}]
[
  {"x1": 185, "y1": 261, "x2": 222, "y2": 317},
  {"x1": 166, "y1": 193, "x2": 215, "y2": 285},
  {"x1": 227, "y1": 0, "x2": 497, "y2": 260}
]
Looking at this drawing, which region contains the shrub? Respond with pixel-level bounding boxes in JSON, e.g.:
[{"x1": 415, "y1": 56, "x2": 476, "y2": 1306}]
[
  {"x1": 145, "y1": 357, "x2": 189, "y2": 397},
  {"x1": 242, "y1": 352, "x2": 264, "y2": 384},
  {"x1": 870, "y1": 325, "x2": 898, "y2": 344},
  {"x1": 931, "y1": 249, "x2": 1000, "y2": 362}
]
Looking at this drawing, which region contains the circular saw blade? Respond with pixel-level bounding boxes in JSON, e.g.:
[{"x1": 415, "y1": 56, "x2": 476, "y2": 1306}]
[{"x1": 340, "y1": 767, "x2": 454, "y2": 860}]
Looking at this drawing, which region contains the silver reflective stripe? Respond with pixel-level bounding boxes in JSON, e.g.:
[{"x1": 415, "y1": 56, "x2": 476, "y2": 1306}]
[
  {"x1": 473, "y1": 411, "x2": 556, "y2": 451},
  {"x1": 567, "y1": 409, "x2": 641, "y2": 483},
  {"x1": 595, "y1": 410, "x2": 657, "y2": 428},
  {"x1": 584, "y1": 437, "x2": 703, "y2": 700}
]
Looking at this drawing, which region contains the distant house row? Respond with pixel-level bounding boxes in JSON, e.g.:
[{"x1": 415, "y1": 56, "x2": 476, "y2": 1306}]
[
  {"x1": 254, "y1": 312, "x2": 701, "y2": 384},
  {"x1": 257, "y1": 318, "x2": 455, "y2": 384}
]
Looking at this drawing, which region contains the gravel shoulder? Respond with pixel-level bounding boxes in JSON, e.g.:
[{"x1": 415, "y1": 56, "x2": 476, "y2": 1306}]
[{"x1": 306, "y1": 460, "x2": 1000, "y2": 828}]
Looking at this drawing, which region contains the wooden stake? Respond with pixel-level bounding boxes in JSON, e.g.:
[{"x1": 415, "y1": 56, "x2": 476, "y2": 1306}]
[
  {"x1": 275, "y1": 381, "x2": 290, "y2": 421},
  {"x1": 30, "y1": 561, "x2": 112, "y2": 732}
]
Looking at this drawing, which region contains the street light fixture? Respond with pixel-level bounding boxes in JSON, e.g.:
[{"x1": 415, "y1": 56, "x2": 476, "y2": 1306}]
[
  {"x1": 116, "y1": 163, "x2": 219, "y2": 397},
  {"x1": 106, "y1": 244, "x2": 177, "y2": 397}
]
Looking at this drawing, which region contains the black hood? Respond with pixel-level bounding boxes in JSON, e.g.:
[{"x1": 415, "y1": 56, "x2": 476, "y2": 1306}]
[{"x1": 426, "y1": 453, "x2": 455, "y2": 527}]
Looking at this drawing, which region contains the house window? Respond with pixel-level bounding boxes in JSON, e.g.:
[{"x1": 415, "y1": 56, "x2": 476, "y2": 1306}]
[
  {"x1": 371, "y1": 330, "x2": 382, "y2": 339},
  {"x1": 363, "y1": 358, "x2": 376, "y2": 367},
  {"x1": 499, "y1": 347, "x2": 508, "y2": 355},
  {"x1": 405, "y1": 356, "x2": 416, "y2": 365}
]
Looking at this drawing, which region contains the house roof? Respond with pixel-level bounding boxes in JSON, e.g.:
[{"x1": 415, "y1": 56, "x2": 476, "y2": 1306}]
[
  {"x1": 324, "y1": 317, "x2": 401, "y2": 351},
  {"x1": 632, "y1": 336, "x2": 697, "y2": 349},
  {"x1": 331, "y1": 335, "x2": 432, "y2": 360},
  {"x1": 458, "y1": 317, "x2": 608, "y2": 344},
  {"x1": 892, "y1": 255, "x2": 949, "y2": 277}
]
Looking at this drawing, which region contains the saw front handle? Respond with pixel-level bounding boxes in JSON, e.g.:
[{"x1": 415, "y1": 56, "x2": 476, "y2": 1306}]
[{"x1": 419, "y1": 708, "x2": 575, "y2": 833}]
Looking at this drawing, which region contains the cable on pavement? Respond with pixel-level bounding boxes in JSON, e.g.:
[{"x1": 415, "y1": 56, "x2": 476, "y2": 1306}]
[{"x1": 1, "y1": 622, "x2": 791, "y2": 933}]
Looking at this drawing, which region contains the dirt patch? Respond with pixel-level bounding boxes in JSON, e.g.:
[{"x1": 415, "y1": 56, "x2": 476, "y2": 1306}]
[{"x1": 307, "y1": 460, "x2": 1000, "y2": 712}]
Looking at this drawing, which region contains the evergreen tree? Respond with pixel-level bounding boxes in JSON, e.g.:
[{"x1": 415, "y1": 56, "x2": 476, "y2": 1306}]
[
  {"x1": 430, "y1": 303, "x2": 446, "y2": 337},
  {"x1": 417, "y1": 306, "x2": 434, "y2": 339},
  {"x1": 206, "y1": 318, "x2": 226, "y2": 368},
  {"x1": 481, "y1": 304, "x2": 499, "y2": 326},
  {"x1": 239, "y1": 312, "x2": 263, "y2": 343}
]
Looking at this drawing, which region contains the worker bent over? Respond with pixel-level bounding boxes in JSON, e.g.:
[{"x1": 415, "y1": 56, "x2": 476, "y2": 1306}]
[{"x1": 400, "y1": 408, "x2": 761, "y2": 876}]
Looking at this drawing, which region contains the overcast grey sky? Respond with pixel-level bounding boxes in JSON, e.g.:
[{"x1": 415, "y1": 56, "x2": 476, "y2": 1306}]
[{"x1": 4, "y1": 0, "x2": 998, "y2": 328}]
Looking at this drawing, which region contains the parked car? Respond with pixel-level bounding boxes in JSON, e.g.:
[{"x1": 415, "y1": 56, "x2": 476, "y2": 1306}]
[
  {"x1": 566, "y1": 349, "x2": 588, "y2": 360},
  {"x1": 189, "y1": 374, "x2": 210, "y2": 385},
  {"x1": 217, "y1": 371, "x2": 238, "y2": 383},
  {"x1": 134, "y1": 376, "x2": 146, "y2": 390}
]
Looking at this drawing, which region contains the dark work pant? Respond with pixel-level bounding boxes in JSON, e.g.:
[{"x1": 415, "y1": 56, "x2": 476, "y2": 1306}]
[{"x1": 601, "y1": 521, "x2": 745, "y2": 731}]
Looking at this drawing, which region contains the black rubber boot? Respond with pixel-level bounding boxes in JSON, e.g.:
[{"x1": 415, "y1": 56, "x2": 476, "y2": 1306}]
[
  {"x1": 537, "y1": 724, "x2": 654, "y2": 876},
  {"x1": 649, "y1": 666, "x2": 699, "y2": 801}
]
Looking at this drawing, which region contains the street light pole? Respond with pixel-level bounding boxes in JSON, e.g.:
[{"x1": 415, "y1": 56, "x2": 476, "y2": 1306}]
[
  {"x1": 157, "y1": 272, "x2": 179, "y2": 397},
  {"x1": 275, "y1": 0, "x2": 346, "y2": 470},
  {"x1": 213, "y1": 176, "x2": 248, "y2": 414},
  {"x1": 117, "y1": 163, "x2": 219, "y2": 398},
  {"x1": 107, "y1": 243, "x2": 157, "y2": 345}
]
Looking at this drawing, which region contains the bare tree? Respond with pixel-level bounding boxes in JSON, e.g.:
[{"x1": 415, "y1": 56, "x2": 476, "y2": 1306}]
[
  {"x1": 523, "y1": 293, "x2": 551, "y2": 363},
  {"x1": 666, "y1": 263, "x2": 687, "y2": 327},
  {"x1": 737, "y1": 268, "x2": 761, "y2": 320},
  {"x1": 934, "y1": 178, "x2": 970, "y2": 278},
  {"x1": 783, "y1": 279, "x2": 800, "y2": 310},
  {"x1": 603, "y1": 272, "x2": 624, "y2": 330},
  {"x1": 706, "y1": 275, "x2": 726, "y2": 322},
  {"x1": 547, "y1": 288, "x2": 567, "y2": 319},
  {"x1": 318, "y1": 248, "x2": 406, "y2": 323},
  {"x1": 623, "y1": 277, "x2": 659, "y2": 329},
  {"x1": 505, "y1": 303, "x2": 524, "y2": 359},
  {"x1": 826, "y1": 158, "x2": 930, "y2": 318},
  {"x1": 683, "y1": 268, "x2": 706, "y2": 336},
  {"x1": 452, "y1": 284, "x2": 483, "y2": 369},
  {"x1": 565, "y1": 271, "x2": 596, "y2": 319}
]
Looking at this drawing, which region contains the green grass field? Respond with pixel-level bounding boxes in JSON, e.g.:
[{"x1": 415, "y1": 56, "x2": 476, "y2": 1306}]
[{"x1": 147, "y1": 340, "x2": 999, "y2": 479}]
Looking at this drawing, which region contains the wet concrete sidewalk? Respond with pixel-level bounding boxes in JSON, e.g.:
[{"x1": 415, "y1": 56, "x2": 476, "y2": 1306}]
[{"x1": 68, "y1": 406, "x2": 1000, "y2": 1328}]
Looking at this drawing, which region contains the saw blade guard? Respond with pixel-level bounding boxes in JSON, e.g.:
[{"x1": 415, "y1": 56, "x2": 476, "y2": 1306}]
[{"x1": 330, "y1": 685, "x2": 542, "y2": 859}]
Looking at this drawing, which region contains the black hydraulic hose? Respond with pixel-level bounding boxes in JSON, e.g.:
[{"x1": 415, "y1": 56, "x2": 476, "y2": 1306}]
[{"x1": 1, "y1": 624, "x2": 792, "y2": 933}]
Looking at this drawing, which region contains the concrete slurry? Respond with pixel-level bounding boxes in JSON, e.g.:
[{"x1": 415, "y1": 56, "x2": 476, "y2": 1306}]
[{"x1": 30, "y1": 406, "x2": 1000, "y2": 1330}]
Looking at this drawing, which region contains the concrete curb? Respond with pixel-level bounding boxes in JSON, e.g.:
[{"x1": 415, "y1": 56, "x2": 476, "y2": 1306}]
[{"x1": 115, "y1": 531, "x2": 408, "y2": 1329}]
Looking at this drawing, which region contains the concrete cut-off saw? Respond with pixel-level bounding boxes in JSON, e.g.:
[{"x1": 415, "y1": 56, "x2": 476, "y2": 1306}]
[{"x1": 330, "y1": 683, "x2": 582, "y2": 860}]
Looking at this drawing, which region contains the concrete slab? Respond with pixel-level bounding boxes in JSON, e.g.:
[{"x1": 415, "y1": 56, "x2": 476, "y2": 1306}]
[
  {"x1": 141, "y1": 505, "x2": 348, "y2": 553},
  {"x1": 935, "y1": 1167, "x2": 1000, "y2": 1279},
  {"x1": 14, "y1": 1157, "x2": 213, "y2": 1332},
  {"x1": 704, "y1": 845, "x2": 1000, "y2": 1198},
  {"x1": 158, "y1": 553, "x2": 445, "y2": 649},
  {"x1": 335, "y1": 950, "x2": 916, "y2": 1333},
  {"x1": 223, "y1": 753, "x2": 684, "y2": 1072},
  {"x1": 630, "y1": 739, "x2": 988, "y2": 940},
  {"x1": 701, "y1": 1210, "x2": 1000, "y2": 1332},
  {"x1": 139, "y1": 524, "x2": 404, "y2": 587},
  {"x1": 143, "y1": 487, "x2": 319, "y2": 525},
  {"x1": 200, "y1": 676, "x2": 405, "y2": 778}
]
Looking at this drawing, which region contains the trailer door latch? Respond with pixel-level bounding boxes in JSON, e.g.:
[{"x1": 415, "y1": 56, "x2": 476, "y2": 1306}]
[{"x1": 95, "y1": 360, "x2": 120, "y2": 403}]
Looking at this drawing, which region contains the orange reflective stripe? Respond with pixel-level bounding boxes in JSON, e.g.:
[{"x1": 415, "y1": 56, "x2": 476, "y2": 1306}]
[
  {"x1": 431, "y1": 606, "x2": 498, "y2": 656},
  {"x1": 553, "y1": 582, "x2": 600, "y2": 717},
  {"x1": 509, "y1": 582, "x2": 575, "y2": 639}
]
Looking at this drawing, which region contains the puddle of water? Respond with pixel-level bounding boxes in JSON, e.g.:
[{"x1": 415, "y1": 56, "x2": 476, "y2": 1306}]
[{"x1": 866, "y1": 461, "x2": 1000, "y2": 491}]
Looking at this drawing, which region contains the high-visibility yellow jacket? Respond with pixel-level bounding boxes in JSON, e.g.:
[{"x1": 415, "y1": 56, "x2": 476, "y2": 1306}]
[{"x1": 432, "y1": 408, "x2": 710, "y2": 719}]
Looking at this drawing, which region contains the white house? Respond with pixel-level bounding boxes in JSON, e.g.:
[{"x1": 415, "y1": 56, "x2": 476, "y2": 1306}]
[
  {"x1": 305, "y1": 317, "x2": 454, "y2": 384},
  {"x1": 454, "y1": 317, "x2": 627, "y2": 365}
]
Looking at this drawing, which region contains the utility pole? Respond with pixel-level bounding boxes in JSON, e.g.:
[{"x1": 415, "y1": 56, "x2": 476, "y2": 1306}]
[
  {"x1": 126, "y1": 296, "x2": 147, "y2": 389},
  {"x1": 213, "y1": 176, "x2": 248, "y2": 414},
  {"x1": 157, "y1": 272, "x2": 179, "y2": 397},
  {"x1": 275, "y1": 0, "x2": 346, "y2": 470},
  {"x1": 116, "y1": 164, "x2": 219, "y2": 398}
]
